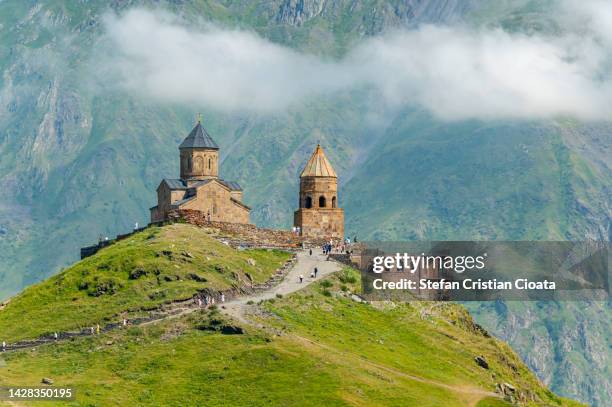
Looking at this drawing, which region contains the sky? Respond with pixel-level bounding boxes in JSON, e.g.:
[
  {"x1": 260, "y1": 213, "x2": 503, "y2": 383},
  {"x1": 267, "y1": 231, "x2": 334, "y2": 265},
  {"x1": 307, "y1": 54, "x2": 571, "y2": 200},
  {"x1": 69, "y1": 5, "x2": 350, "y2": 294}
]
[{"x1": 100, "y1": 1, "x2": 612, "y2": 121}]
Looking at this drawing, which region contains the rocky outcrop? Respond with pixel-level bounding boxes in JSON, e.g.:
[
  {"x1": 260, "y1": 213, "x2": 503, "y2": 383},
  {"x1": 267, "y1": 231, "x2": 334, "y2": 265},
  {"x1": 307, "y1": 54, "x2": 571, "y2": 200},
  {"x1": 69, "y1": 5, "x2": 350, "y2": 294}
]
[
  {"x1": 276, "y1": 0, "x2": 326, "y2": 26},
  {"x1": 275, "y1": 0, "x2": 471, "y2": 29}
]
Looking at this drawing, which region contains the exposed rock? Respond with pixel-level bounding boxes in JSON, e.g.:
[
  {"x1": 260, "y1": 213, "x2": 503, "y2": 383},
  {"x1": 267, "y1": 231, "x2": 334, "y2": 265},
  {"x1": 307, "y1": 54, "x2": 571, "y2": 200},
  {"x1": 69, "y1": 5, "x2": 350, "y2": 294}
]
[
  {"x1": 129, "y1": 267, "x2": 148, "y2": 280},
  {"x1": 220, "y1": 325, "x2": 244, "y2": 335},
  {"x1": 497, "y1": 382, "x2": 517, "y2": 401},
  {"x1": 350, "y1": 294, "x2": 364, "y2": 303},
  {"x1": 187, "y1": 273, "x2": 207, "y2": 282},
  {"x1": 475, "y1": 355, "x2": 489, "y2": 369},
  {"x1": 246, "y1": 258, "x2": 256, "y2": 266},
  {"x1": 160, "y1": 250, "x2": 173, "y2": 260},
  {"x1": 41, "y1": 377, "x2": 53, "y2": 385}
]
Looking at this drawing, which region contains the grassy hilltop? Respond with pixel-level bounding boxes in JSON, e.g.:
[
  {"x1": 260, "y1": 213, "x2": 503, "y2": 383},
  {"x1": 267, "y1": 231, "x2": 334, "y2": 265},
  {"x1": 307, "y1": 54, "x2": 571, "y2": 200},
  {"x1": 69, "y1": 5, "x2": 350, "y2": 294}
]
[
  {"x1": 0, "y1": 224, "x2": 582, "y2": 407},
  {"x1": 0, "y1": 224, "x2": 291, "y2": 341}
]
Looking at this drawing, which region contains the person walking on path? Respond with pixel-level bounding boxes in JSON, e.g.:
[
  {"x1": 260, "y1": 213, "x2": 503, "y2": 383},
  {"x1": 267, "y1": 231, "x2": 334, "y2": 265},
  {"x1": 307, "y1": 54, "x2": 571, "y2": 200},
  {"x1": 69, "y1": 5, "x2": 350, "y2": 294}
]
[
  {"x1": 221, "y1": 293, "x2": 225, "y2": 303},
  {"x1": 2, "y1": 341, "x2": 5, "y2": 352},
  {"x1": 299, "y1": 274, "x2": 304, "y2": 283},
  {"x1": 90, "y1": 326, "x2": 95, "y2": 335},
  {"x1": 309, "y1": 248, "x2": 312, "y2": 256},
  {"x1": 314, "y1": 267, "x2": 318, "y2": 278},
  {"x1": 96, "y1": 324, "x2": 101, "y2": 334},
  {"x1": 54, "y1": 332, "x2": 58, "y2": 340}
]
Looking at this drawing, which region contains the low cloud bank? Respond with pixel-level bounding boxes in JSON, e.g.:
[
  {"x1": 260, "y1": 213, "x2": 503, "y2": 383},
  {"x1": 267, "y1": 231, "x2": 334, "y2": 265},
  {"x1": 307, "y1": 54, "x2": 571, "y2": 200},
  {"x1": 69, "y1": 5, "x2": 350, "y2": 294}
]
[{"x1": 100, "y1": 4, "x2": 612, "y2": 121}]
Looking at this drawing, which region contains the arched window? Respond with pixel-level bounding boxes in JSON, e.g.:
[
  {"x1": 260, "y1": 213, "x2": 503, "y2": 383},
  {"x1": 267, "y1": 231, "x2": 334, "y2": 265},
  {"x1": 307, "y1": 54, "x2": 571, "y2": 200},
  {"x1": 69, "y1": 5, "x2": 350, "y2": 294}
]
[
  {"x1": 187, "y1": 157, "x2": 192, "y2": 171},
  {"x1": 304, "y1": 196, "x2": 312, "y2": 209},
  {"x1": 319, "y1": 196, "x2": 326, "y2": 208},
  {"x1": 194, "y1": 156, "x2": 203, "y2": 171},
  {"x1": 208, "y1": 158, "x2": 212, "y2": 170},
  {"x1": 332, "y1": 196, "x2": 337, "y2": 208}
]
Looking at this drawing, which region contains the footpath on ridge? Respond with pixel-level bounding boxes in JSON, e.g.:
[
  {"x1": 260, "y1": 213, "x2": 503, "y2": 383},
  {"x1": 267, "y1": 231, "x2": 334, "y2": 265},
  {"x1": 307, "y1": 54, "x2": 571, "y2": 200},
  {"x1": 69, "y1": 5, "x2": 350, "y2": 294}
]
[
  {"x1": 0, "y1": 249, "x2": 340, "y2": 351},
  {"x1": 222, "y1": 250, "x2": 342, "y2": 323}
]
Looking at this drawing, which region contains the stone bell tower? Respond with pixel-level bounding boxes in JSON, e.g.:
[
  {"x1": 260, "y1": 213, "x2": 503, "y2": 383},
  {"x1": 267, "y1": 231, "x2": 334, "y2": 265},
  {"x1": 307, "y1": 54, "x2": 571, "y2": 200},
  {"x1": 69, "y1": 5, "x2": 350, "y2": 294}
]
[
  {"x1": 179, "y1": 119, "x2": 219, "y2": 183},
  {"x1": 294, "y1": 144, "x2": 344, "y2": 239}
]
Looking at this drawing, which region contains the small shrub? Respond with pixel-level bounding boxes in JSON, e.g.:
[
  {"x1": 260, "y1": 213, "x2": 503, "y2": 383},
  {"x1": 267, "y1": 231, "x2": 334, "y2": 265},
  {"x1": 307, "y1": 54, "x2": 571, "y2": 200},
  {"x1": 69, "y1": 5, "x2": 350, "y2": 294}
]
[
  {"x1": 148, "y1": 290, "x2": 167, "y2": 300},
  {"x1": 87, "y1": 277, "x2": 123, "y2": 297},
  {"x1": 320, "y1": 280, "x2": 333, "y2": 288},
  {"x1": 338, "y1": 270, "x2": 357, "y2": 284},
  {"x1": 276, "y1": 293, "x2": 283, "y2": 299},
  {"x1": 127, "y1": 327, "x2": 143, "y2": 337},
  {"x1": 246, "y1": 300, "x2": 254, "y2": 305},
  {"x1": 322, "y1": 289, "x2": 332, "y2": 297},
  {"x1": 340, "y1": 285, "x2": 348, "y2": 292}
]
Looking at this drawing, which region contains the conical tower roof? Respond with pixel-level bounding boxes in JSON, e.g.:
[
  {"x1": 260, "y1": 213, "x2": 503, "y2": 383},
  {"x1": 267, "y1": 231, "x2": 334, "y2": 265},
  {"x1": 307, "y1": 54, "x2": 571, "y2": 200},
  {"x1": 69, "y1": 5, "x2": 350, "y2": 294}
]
[
  {"x1": 300, "y1": 144, "x2": 337, "y2": 178},
  {"x1": 179, "y1": 121, "x2": 219, "y2": 150}
]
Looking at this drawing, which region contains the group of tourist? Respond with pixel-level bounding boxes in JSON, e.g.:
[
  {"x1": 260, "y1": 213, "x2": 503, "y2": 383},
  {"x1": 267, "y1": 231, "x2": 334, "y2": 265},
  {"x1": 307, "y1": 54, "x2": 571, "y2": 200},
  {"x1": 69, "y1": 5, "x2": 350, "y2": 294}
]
[
  {"x1": 2, "y1": 323, "x2": 106, "y2": 352},
  {"x1": 299, "y1": 266, "x2": 319, "y2": 283},
  {"x1": 322, "y1": 236, "x2": 356, "y2": 256},
  {"x1": 291, "y1": 226, "x2": 302, "y2": 235}
]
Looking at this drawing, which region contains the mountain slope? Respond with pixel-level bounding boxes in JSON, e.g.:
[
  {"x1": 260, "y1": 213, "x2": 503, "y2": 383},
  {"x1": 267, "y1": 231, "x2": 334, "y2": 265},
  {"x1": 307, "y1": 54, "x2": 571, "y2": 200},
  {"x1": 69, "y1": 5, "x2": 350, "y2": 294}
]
[
  {"x1": 0, "y1": 231, "x2": 582, "y2": 406},
  {"x1": 0, "y1": 223, "x2": 291, "y2": 341}
]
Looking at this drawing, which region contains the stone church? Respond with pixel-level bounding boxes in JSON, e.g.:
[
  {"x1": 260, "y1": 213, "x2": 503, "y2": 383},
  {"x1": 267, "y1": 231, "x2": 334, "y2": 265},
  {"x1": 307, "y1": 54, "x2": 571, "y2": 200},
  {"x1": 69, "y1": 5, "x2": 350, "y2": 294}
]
[
  {"x1": 150, "y1": 121, "x2": 250, "y2": 224},
  {"x1": 294, "y1": 144, "x2": 344, "y2": 239}
]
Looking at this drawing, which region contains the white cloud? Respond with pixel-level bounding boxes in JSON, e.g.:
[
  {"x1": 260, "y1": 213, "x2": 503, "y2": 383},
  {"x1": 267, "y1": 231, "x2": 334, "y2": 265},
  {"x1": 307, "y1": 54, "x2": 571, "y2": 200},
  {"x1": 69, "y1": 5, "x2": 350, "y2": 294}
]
[{"x1": 99, "y1": 6, "x2": 612, "y2": 121}]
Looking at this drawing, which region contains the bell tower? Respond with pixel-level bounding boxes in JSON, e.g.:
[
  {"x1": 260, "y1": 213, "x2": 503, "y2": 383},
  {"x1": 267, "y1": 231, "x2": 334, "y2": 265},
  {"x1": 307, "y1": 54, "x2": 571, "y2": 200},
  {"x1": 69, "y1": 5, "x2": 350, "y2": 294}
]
[
  {"x1": 179, "y1": 119, "x2": 219, "y2": 182},
  {"x1": 294, "y1": 144, "x2": 344, "y2": 239}
]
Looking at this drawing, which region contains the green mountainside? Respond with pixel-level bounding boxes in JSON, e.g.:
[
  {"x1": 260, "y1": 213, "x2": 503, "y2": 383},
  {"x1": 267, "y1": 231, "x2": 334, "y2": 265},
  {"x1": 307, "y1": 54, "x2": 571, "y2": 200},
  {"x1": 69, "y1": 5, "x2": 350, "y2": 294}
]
[
  {"x1": 0, "y1": 223, "x2": 291, "y2": 341},
  {"x1": 0, "y1": 224, "x2": 583, "y2": 406},
  {"x1": 0, "y1": 0, "x2": 609, "y2": 405}
]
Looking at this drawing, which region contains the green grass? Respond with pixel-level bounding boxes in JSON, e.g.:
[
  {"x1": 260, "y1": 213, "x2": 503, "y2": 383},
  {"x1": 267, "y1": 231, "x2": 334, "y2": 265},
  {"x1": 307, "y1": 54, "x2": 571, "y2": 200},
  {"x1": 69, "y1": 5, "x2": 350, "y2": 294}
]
[
  {"x1": 0, "y1": 223, "x2": 291, "y2": 341},
  {"x1": 259, "y1": 269, "x2": 583, "y2": 407},
  {"x1": 0, "y1": 266, "x2": 583, "y2": 406}
]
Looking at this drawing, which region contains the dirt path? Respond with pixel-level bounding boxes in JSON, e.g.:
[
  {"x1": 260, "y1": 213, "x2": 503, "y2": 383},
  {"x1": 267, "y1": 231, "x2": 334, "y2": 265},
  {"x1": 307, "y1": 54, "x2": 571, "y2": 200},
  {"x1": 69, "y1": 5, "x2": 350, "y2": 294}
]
[
  {"x1": 222, "y1": 249, "x2": 341, "y2": 323},
  {"x1": 1, "y1": 250, "x2": 328, "y2": 349},
  {"x1": 217, "y1": 250, "x2": 500, "y2": 406}
]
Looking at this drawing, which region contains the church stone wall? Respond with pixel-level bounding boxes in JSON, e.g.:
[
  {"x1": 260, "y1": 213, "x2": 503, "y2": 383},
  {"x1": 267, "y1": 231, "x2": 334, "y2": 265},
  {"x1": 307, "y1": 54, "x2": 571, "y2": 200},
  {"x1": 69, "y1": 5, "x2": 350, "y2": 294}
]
[
  {"x1": 181, "y1": 182, "x2": 250, "y2": 224},
  {"x1": 151, "y1": 183, "x2": 185, "y2": 223},
  {"x1": 299, "y1": 177, "x2": 338, "y2": 209},
  {"x1": 294, "y1": 208, "x2": 344, "y2": 239},
  {"x1": 180, "y1": 148, "x2": 219, "y2": 180}
]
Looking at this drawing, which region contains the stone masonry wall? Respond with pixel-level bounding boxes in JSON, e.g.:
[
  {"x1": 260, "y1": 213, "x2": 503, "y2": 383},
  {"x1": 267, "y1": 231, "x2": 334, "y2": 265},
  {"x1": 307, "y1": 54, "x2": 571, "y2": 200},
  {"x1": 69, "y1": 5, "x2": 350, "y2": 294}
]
[
  {"x1": 167, "y1": 209, "x2": 331, "y2": 248},
  {"x1": 294, "y1": 208, "x2": 344, "y2": 239},
  {"x1": 180, "y1": 182, "x2": 250, "y2": 224}
]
